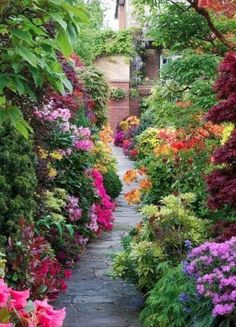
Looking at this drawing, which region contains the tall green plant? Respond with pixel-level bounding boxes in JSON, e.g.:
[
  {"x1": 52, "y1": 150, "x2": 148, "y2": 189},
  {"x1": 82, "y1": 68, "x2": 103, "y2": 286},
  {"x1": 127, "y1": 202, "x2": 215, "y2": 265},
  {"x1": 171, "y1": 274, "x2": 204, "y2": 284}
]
[{"x1": 0, "y1": 0, "x2": 88, "y2": 136}]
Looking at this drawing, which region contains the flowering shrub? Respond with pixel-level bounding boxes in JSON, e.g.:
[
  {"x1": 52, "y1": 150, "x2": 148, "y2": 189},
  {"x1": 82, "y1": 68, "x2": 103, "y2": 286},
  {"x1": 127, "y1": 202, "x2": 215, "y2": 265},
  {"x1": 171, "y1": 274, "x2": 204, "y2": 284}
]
[
  {"x1": 114, "y1": 116, "x2": 140, "y2": 159},
  {"x1": 5, "y1": 222, "x2": 68, "y2": 300},
  {"x1": 112, "y1": 194, "x2": 208, "y2": 290},
  {"x1": 0, "y1": 279, "x2": 65, "y2": 326},
  {"x1": 186, "y1": 237, "x2": 236, "y2": 317},
  {"x1": 91, "y1": 169, "x2": 114, "y2": 232}
]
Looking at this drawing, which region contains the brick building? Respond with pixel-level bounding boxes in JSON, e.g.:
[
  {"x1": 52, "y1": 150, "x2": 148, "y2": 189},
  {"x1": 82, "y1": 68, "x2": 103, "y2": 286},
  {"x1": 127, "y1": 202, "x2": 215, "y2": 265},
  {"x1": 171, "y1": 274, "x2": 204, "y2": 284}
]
[{"x1": 95, "y1": 0, "x2": 162, "y2": 132}]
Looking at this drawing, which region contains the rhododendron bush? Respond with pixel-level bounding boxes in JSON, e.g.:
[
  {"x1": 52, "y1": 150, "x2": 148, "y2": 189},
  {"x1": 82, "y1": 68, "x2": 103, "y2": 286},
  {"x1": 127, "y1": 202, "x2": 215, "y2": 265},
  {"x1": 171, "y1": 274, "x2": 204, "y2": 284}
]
[{"x1": 186, "y1": 237, "x2": 236, "y2": 317}]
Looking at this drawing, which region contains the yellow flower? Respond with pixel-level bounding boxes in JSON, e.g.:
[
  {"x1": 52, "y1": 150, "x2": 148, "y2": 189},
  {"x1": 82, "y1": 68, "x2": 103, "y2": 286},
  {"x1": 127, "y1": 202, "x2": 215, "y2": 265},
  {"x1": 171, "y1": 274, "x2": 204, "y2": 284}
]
[
  {"x1": 120, "y1": 121, "x2": 129, "y2": 131},
  {"x1": 94, "y1": 164, "x2": 108, "y2": 174},
  {"x1": 50, "y1": 151, "x2": 63, "y2": 160},
  {"x1": 48, "y1": 166, "x2": 57, "y2": 178},
  {"x1": 38, "y1": 146, "x2": 48, "y2": 159}
]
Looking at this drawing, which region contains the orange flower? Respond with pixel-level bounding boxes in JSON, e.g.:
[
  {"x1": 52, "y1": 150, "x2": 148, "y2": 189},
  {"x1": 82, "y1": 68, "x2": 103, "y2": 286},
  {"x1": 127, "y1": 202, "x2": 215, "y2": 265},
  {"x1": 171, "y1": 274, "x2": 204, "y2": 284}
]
[
  {"x1": 99, "y1": 125, "x2": 113, "y2": 144},
  {"x1": 124, "y1": 188, "x2": 141, "y2": 205},
  {"x1": 153, "y1": 144, "x2": 173, "y2": 156},
  {"x1": 176, "y1": 101, "x2": 192, "y2": 108},
  {"x1": 123, "y1": 169, "x2": 138, "y2": 184},
  {"x1": 139, "y1": 178, "x2": 152, "y2": 191},
  {"x1": 137, "y1": 167, "x2": 147, "y2": 176}
]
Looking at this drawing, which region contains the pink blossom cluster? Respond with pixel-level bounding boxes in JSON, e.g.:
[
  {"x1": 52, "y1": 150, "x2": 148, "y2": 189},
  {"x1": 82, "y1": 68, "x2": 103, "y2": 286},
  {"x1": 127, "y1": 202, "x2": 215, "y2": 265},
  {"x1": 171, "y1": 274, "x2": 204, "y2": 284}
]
[
  {"x1": 0, "y1": 279, "x2": 65, "y2": 327},
  {"x1": 87, "y1": 204, "x2": 99, "y2": 233},
  {"x1": 186, "y1": 237, "x2": 236, "y2": 317},
  {"x1": 91, "y1": 169, "x2": 114, "y2": 232},
  {"x1": 35, "y1": 101, "x2": 71, "y2": 123},
  {"x1": 73, "y1": 127, "x2": 93, "y2": 152},
  {"x1": 66, "y1": 196, "x2": 82, "y2": 222}
]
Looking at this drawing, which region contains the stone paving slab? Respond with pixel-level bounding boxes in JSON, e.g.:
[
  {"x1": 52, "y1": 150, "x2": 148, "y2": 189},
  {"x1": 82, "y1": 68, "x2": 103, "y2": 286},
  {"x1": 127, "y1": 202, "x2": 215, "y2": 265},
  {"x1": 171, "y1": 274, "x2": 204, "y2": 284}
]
[{"x1": 55, "y1": 146, "x2": 143, "y2": 327}]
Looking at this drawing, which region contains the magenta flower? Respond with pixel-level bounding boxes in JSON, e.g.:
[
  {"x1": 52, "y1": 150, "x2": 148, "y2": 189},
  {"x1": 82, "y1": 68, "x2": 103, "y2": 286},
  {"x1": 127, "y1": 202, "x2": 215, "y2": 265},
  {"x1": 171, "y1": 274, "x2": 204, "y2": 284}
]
[
  {"x1": 74, "y1": 139, "x2": 93, "y2": 151},
  {"x1": 0, "y1": 280, "x2": 10, "y2": 308},
  {"x1": 10, "y1": 289, "x2": 30, "y2": 309}
]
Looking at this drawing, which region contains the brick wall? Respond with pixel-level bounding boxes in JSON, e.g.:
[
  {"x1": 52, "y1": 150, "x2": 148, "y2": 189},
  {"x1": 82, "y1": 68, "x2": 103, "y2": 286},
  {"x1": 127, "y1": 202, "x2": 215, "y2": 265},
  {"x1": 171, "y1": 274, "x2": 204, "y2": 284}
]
[
  {"x1": 143, "y1": 49, "x2": 160, "y2": 81},
  {"x1": 118, "y1": 4, "x2": 126, "y2": 30},
  {"x1": 109, "y1": 81, "x2": 130, "y2": 132}
]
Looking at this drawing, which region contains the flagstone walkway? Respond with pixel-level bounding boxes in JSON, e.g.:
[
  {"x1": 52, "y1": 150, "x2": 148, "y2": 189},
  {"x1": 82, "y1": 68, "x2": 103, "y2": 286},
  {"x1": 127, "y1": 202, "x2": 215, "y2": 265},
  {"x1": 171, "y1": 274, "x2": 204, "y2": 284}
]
[{"x1": 55, "y1": 146, "x2": 143, "y2": 327}]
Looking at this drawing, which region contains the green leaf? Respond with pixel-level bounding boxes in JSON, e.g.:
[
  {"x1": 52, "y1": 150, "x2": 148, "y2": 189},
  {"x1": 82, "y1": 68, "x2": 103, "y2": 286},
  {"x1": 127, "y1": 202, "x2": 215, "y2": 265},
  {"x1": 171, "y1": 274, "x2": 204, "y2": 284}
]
[
  {"x1": 13, "y1": 121, "x2": 29, "y2": 139},
  {"x1": 36, "y1": 284, "x2": 48, "y2": 294},
  {"x1": 25, "y1": 300, "x2": 35, "y2": 313},
  {"x1": 0, "y1": 96, "x2": 6, "y2": 106},
  {"x1": 49, "y1": 12, "x2": 67, "y2": 30},
  {"x1": 66, "y1": 224, "x2": 74, "y2": 238},
  {"x1": 12, "y1": 29, "x2": 32, "y2": 44},
  {"x1": 29, "y1": 67, "x2": 44, "y2": 87},
  {"x1": 54, "y1": 222, "x2": 63, "y2": 238},
  {"x1": 16, "y1": 45, "x2": 38, "y2": 67},
  {"x1": 0, "y1": 76, "x2": 9, "y2": 93},
  {"x1": 14, "y1": 77, "x2": 25, "y2": 95},
  {"x1": 57, "y1": 29, "x2": 73, "y2": 57}
]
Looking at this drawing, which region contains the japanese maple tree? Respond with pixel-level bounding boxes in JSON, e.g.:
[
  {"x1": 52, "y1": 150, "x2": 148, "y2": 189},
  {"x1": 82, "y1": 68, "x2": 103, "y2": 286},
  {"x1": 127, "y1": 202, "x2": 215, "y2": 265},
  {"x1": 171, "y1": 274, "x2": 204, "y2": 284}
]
[{"x1": 205, "y1": 51, "x2": 236, "y2": 209}]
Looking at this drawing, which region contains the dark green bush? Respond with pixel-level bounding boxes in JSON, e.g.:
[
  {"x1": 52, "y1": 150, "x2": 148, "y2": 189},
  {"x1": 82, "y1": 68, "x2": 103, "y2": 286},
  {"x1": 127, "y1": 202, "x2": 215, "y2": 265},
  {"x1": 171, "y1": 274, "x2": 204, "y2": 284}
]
[
  {"x1": 0, "y1": 124, "x2": 37, "y2": 233},
  {"x1": 103, "y1": 170, "x2": 122, "y2": 200}
]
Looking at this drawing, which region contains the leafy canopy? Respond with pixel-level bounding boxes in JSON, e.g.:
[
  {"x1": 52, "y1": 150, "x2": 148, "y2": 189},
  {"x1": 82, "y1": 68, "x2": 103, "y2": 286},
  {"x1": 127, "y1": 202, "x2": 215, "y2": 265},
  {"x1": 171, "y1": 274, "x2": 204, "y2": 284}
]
[{"x1": 0, "y1": 0, "x2": 88, "y2": 136}]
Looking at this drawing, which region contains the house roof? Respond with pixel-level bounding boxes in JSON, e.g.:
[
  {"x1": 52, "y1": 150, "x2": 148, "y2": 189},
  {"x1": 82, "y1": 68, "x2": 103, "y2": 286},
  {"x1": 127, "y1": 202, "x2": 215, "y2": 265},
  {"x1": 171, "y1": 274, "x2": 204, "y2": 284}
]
[{"x1": 115, "y1": 0, "x2": 126, "y2": 18}]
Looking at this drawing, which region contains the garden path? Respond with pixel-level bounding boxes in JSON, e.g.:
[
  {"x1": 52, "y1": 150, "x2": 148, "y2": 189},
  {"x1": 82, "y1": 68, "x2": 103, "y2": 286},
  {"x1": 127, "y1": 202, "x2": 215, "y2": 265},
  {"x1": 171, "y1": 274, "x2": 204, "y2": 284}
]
[{"x1": 55, "y1": 145, "x2": 144, "y2": 327}]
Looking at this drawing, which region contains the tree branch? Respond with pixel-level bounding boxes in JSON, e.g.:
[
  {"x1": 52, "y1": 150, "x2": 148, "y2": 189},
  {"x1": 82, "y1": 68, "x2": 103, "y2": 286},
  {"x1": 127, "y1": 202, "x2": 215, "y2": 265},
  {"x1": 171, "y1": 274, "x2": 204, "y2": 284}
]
[{"x1": 187, "y1": 0, "x2": 236, "y2": 49}]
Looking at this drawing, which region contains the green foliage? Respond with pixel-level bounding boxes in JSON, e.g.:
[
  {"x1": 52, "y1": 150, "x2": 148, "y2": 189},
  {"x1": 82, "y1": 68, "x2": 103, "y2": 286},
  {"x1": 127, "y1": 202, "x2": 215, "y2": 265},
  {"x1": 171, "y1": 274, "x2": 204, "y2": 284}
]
[
  {"x1": 77, "y1": 66, "x2": 109, "y2": 127},
  {"x1": 140, "y1": 264, "x2": 220, "y2": 327},
  {"x1": 93, "y1": 29, "x2": 135, "y2": 59},
  {"x1": 161, "y1": 51, "x2": 220, "y2": 86},
  {"x1": 129, "y1": 88, "x2": 139, "y2": 98},
  {"x1": 145, "y1": 3, "x2": 235, "y2": 53},
  {"x1": 0, "y1": 0, "x2": 88, "y2": 134},
  {"x1": 112, "y1": 193, "x2": 208, "y2": 290},
  {"x1": 138, "y1": 52, "x2": 219, "y2": 131},
  {"x1": 110, "y1": 88, "x2": 127, "y2": 101},
  {"x1": 136, "y1": 127, "x2": 160, "y2": 158},
  {"x1": 43, "y1": 188, "x2": 68, "y2": 222},
  {"x1": 75, "y1": 0, "x2": 104, "y2": 64},
  {"x1": 103, "y1": 170, "x2": 122, "y2": 200},
  {"x1": 0, "y1": 124, "x2": 37, "y2": 233}
]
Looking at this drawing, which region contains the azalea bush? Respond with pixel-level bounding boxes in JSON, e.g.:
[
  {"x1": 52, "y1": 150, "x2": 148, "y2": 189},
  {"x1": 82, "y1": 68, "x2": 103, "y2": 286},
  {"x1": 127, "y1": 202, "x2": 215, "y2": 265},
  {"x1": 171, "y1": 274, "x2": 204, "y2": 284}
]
[
  {"x1": 0, "y1": 279, "x2": 65, "y2": 326},
  {"x1": 114, "y1": 116, "x2": 140, "y2": 159}
]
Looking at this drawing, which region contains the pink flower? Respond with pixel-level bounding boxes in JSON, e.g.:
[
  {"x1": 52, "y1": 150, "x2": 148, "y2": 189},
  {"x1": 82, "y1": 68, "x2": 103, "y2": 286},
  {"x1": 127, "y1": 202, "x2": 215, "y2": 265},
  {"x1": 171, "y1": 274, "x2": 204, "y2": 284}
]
[
  {"x1": 35, "y1": 299, "x2": 65, "y2": 327},
  {"x1": 0, "y1": 324, "x2": 13, "y2": 327},
  {"x1": 74, "y1": 140, "x2": 93, "y2": 151},
  {"x1": 10, "y1": 289, "x2": 30, "y2": 309},
  {"x1": 64, "y1": 270, "x2": 72, "y2": 279},
  {"x1": 0, "y1": 280, "x2": 10, "y2": 308}
]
